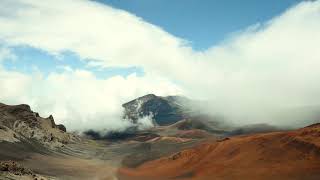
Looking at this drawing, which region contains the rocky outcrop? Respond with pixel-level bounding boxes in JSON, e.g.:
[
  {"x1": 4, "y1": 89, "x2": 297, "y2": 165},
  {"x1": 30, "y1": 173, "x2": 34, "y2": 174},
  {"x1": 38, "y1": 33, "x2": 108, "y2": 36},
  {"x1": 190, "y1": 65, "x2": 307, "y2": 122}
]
[
  {"x1": 56, "y1": 124, "x2": 66, "y2": 132},
  {"x1": 0, "y1": 161, "x2": 49, "y2": 180},
  {"x1": 0, "y1": 161, "x2": 33, "y2": 176},
  {"x1": 47, "y1": 115, "x2": 56, "y2": 128},
  {"x1": 0, "y1": 102, "x2": 74, "y2": 148}
]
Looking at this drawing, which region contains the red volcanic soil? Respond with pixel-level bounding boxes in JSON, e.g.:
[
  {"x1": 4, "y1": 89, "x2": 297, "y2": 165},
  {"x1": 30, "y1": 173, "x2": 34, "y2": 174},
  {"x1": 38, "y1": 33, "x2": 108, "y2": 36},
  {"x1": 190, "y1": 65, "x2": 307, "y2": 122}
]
[
  {"x1": 118, "y1": 124, "x2": 320, "y2": 180},
  {"x1": 175, "y1": 129, "x2": 213, "y2": 139}
]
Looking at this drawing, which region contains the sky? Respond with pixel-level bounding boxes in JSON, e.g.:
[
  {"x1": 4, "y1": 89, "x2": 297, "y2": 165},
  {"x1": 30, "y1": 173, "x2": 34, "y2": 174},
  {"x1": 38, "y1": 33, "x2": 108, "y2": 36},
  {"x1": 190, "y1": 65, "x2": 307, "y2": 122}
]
[
  {"x1": 0, "y1": 0, "x2": 320, "y2": 131},
  {"x1": 0, "y1": 0, "x2": 301, "y2": 76},
  {"x1": 98, "y1": 0, "x2": 301, "y2": 50}
]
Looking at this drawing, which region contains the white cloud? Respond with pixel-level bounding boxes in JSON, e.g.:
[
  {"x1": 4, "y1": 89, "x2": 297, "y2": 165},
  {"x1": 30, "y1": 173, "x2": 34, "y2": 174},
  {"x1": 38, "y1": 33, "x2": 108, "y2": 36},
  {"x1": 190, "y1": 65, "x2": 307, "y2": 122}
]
[
  {"x1": 0, "y1": 0, "x2": 320, "y2": 129},
  {"x1": 0, "y1": 67, "x2": 183, "y2": 131},
  {"x1": 195, "y1": 1, "x2": 320, "y2": 126}
]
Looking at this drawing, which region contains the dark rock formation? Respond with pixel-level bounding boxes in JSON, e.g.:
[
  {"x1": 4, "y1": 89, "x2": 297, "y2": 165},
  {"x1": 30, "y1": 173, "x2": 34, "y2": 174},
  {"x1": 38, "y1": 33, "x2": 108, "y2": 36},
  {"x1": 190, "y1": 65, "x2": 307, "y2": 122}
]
[
  {"x1": 47, "y1": 115, "x2": 56, "y2": 128},
  {"x1": 56, "y1": 124, "x2": 66, "y2": 132},
  {"x1": 84, "y1": 127, "x2": 158, "y2": 141},
  {"x1": 122, "y1": 94, "x2": 192, "y2": 126}
]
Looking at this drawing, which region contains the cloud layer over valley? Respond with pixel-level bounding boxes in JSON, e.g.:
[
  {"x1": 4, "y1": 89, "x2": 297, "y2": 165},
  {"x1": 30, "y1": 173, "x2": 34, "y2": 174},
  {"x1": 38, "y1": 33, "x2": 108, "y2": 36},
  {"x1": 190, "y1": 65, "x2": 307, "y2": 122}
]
[{"x1": 0, "y1": 0, "x2": 320, "y2": 131}]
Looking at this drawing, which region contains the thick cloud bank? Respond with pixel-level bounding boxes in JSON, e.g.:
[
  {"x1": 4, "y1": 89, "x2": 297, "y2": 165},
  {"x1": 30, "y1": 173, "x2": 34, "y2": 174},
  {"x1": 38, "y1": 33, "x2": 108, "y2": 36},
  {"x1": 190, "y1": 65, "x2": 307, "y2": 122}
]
[
  {"x1": 0, "y1": 66, "x2": 182, "y2": 131},
  {"x1": 0, "y1": 0, "x2": 320, "y2": 130}
]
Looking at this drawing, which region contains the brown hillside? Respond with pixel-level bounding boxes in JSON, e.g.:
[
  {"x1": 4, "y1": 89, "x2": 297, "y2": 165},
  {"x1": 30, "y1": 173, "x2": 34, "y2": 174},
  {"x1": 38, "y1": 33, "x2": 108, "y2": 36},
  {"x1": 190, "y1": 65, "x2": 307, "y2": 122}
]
[{"x1": 119, "y1": 123, "x2": 320, "y2": 180}]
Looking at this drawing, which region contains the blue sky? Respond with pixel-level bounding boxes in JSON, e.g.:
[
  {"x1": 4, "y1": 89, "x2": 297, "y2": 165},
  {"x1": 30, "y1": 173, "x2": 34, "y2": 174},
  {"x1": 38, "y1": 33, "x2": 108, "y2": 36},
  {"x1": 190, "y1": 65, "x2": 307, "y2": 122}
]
[
  {"x1": 98, "y1": 0, "x2": 301, "y2": 50},
  {"x1": 2, "y1": 46, "x2": 144, "y2": 78},
  {"x1": 1, "y1": 0, "x2": 301, "y2": 77}
]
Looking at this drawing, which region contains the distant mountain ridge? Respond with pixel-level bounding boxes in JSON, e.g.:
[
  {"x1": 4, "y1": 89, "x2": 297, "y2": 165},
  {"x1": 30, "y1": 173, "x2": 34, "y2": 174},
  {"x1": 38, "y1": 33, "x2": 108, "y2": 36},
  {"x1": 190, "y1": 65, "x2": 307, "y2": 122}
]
[{"x1": 122, "y1": 94, "x2": 194, "y2": 126}]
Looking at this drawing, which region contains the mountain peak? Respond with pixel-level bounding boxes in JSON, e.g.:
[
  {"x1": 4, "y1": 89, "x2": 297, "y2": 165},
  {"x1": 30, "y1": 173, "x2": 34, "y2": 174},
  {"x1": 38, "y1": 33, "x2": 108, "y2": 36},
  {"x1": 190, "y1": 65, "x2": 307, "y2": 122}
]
[
  {"x1": 122, "y1": 94, "x2": 157, "y2": 108},
  {"x1": 122, "y1": 94, "x2": 189, "y2": 125}
]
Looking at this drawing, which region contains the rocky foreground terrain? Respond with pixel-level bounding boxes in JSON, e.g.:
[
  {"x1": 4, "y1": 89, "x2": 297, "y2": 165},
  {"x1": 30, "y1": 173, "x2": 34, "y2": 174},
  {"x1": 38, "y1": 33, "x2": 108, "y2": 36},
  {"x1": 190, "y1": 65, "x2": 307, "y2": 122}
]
[
  {"x1": 0, "y1": 103, "x2": 75, "y2": 147},
  {"x1": 0, "y1": 95, "x2": 320, "y2": 180}
]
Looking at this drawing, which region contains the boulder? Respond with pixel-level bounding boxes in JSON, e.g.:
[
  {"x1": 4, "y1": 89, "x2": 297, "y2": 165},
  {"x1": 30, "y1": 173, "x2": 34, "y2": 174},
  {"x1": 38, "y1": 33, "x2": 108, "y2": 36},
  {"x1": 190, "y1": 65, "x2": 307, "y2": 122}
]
[{"x1": 56, "y1": 124, "x2": 66, "y2": 132}]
